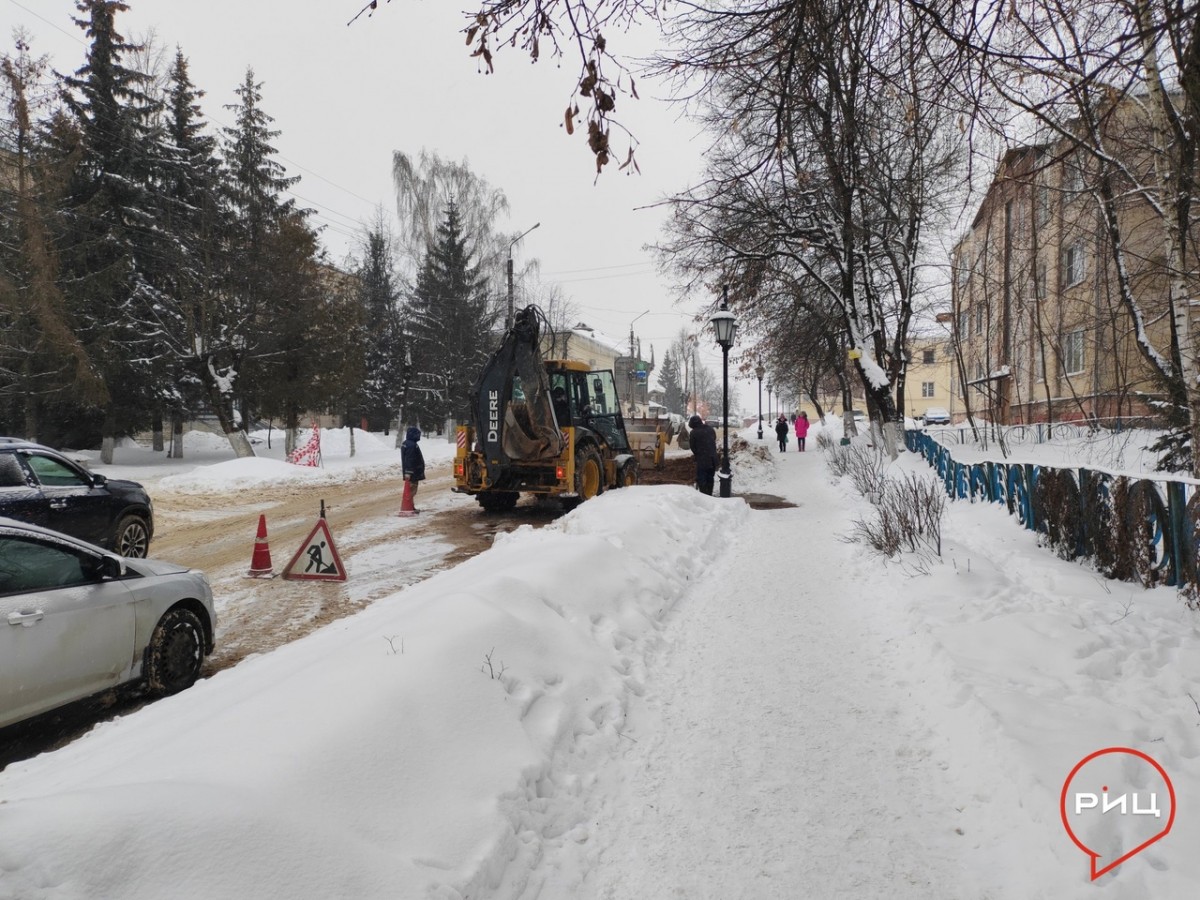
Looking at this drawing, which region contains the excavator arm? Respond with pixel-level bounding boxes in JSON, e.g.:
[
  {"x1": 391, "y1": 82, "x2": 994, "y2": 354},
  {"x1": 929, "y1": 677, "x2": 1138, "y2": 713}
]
[{"x1": 468, "y1": 306, "x2": 566, "y2": 480}]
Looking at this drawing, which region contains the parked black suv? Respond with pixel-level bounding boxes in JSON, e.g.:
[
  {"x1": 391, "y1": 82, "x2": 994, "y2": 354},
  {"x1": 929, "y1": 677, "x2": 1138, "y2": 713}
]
[{"x1": 0, "y1": 439, "x2": 154, "y2": 557}]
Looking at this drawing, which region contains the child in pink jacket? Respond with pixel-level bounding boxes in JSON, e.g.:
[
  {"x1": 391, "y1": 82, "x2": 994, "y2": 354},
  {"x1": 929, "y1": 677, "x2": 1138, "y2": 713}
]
[{"x1": 794, "y1": 411, "x2": 809, "y2": 451}]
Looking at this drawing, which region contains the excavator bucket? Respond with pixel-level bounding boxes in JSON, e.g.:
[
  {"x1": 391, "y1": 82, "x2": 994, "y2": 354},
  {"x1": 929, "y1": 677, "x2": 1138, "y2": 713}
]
[{"x1": 469, "y1": 307, "x2": 565, "y2": 483}]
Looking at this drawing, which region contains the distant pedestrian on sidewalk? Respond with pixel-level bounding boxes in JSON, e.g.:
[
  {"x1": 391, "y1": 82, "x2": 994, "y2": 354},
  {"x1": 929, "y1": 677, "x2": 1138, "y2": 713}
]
[
  {"x1": 400, "y1": 426, "x2": 426, "y2": 509},
  {"x1": 794, "y1": 411, "x2": 809, "y2": 452},
  {"x1": 774, "y1": 414, "x2": 789, "y2": 452},
  {"x1": 688, "y1": 415, "x2": 718, "y2": 495}
]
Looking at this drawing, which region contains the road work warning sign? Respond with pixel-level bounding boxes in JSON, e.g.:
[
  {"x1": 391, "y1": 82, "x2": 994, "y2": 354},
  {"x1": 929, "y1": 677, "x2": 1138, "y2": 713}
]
[{"x1": 282, "y1": 517, "x2": 347, "y2": 581}]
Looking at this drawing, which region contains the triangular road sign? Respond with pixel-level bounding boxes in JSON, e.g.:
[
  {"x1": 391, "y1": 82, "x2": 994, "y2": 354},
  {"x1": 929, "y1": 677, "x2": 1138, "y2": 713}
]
[{"x1": 282, "y1": 517, "x2": 347, "y2": 581}]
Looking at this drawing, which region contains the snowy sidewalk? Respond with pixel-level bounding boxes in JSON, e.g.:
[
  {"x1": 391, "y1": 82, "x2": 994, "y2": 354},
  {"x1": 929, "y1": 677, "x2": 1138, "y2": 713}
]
[
  {"x1": 555, "y1": 437, "x2": 1200, "y2": 900},
  {"x1": 569, "y1": 448, "x2": 985, "y2": 898}
]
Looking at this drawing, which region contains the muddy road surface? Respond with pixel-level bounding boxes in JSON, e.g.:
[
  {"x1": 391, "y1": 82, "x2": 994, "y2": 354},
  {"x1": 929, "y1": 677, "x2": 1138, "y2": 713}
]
[
  {"x1": 0, "y1": 451, "x2": 710, "y2": 768},
  {"x1": 0, "y1": 466, "x2": 574, "y2": 767},
  {"x1": 151, "y1": 468, "x2": 518, "y2": 670}
]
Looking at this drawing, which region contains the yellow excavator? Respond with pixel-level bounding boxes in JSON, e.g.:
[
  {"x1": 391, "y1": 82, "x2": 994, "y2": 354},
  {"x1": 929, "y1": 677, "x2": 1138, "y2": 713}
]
[{"x1": 453, "y1": 305, "x2": 639, "y2": 512}]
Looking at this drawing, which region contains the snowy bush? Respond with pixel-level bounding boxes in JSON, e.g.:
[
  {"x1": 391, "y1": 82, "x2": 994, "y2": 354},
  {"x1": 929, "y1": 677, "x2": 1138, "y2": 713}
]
[
  {"x1": 824, "y1": 440, "x2": 945, "y2": 559},
  {"x1": 850, "y1": 472, "x2": 945, "y2": 559},
  {"x1": 822, "y1": 438, "x2": 887, "y2": 498}
]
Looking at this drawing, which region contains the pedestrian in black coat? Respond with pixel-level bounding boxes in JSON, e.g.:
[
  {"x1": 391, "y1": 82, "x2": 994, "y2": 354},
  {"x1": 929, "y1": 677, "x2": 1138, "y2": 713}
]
[
  {"x1": 400, "y1": 426, "x2": 426, "y2": 508},
  {"x1": 774, "y1": 415, "x2": 789, "y2": 452},
  {"x1": 688, "y1": 415, "x2": 719, "y2": 495}
]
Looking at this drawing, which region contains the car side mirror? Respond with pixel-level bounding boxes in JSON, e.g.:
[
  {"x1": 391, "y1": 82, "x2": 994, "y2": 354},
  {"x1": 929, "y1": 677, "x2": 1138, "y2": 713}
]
[
  {"x1": 91, "y1": 472, "x2": 108, "y2": 487},
  {"x1": 100, "y1": 555, "x2": 126, "y2": 579}
]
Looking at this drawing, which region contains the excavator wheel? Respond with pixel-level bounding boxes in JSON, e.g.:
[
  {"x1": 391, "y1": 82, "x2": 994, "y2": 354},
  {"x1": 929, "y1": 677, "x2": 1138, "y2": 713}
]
[
  {"x1": 477, "y1": 491, "x2": 519, "y2": 513},
  {"x1": 616, "y1": 458, "x2": 639, "y2": 488},
  {"x1": 576, "y1": 446, "x2": 604, "y2": 502}
]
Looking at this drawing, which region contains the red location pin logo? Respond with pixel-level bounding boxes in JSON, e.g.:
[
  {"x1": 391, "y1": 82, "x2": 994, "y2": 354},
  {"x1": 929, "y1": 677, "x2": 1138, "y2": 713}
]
[{"x1": 1060, "y1": 747, "x2": 1176, "y2": 880}]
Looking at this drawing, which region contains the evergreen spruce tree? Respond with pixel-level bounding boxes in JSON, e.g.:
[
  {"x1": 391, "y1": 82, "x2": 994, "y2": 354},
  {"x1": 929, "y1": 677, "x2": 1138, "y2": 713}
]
[
  {"x1": 216, "y1": 67, "x2": 301, "y2": 456},
  {"x1": 0, "y1": 37, "x2": 104, "y2": 441},
  {"x1": 406, "y1": 201, "x2": 499, "y2": 427},
  {"x1": 252, "y1": 215, "x2": 349, "y2": 453},
  {"x1": 355, "y1": 223, "x2": 407, "y2": 432},
  {"x1": 153, "y1": 48, "x2": 226, "y2": 456},
  {"x1": 658, "y1": 349, "x2": 685, "y2": 416},
  {"x1": 56, "y1": 0, "x2": 169, "y2": 457}
]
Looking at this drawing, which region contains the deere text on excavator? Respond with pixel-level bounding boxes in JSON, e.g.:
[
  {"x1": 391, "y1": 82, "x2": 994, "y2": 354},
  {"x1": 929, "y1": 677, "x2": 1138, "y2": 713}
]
[{"x1": 453, "y1": 305, "x2": 639, "y2": 511}]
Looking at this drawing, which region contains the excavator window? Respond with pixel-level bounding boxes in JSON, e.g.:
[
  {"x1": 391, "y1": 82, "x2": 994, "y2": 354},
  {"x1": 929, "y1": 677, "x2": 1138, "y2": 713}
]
[
  {"x1": 568, "y1": 375, "x2": 591, "y2": 417},
  {"x1": 591, "y1": 378, "x2": 609, "y2": 413},
  {"x1": 551, "y1": 377, "x2": 571, "y2": 426}
]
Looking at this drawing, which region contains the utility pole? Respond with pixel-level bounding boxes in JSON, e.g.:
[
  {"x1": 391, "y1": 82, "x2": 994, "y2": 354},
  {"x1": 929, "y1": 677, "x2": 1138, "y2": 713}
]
[{"x1": 505, "y1": 223, "x2": 540, "y2": 331}]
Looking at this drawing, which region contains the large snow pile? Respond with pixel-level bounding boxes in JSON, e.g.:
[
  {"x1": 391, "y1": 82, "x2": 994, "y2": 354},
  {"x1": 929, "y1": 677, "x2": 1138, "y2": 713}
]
[{"x1": 0, "y1": 486, "x2": 741, "y2": 899}]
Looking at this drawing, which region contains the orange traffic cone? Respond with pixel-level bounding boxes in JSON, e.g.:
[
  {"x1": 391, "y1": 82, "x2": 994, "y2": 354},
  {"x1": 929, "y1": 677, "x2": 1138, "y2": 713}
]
[
  {"x1": 398, "y1": 477, "x2": 418, "y2": 517},
  {"x1": 247, "y1": 514, "x2": 276, "y2": 577}
]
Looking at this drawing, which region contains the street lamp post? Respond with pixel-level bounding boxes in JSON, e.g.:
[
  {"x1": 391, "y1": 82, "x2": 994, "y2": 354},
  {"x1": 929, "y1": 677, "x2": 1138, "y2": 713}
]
[
  {"x1": 506, "y1": 222, "x2": 541, "y2": 331},
  {"x1": 767, "y1": 383, "x2": 773, "y2": 422},
  {"x1": 690, "y1": 346, "x2": 698, "y2": 415},
  {"x1": 628, "y1": 310, "x2": 649, "y2": 416},
  {"x1": 710, "y1": 286, "x2": 738, "y2": 498},
  {"x1": 755, "y1": 363, "x2": 765, "y2": 440}
]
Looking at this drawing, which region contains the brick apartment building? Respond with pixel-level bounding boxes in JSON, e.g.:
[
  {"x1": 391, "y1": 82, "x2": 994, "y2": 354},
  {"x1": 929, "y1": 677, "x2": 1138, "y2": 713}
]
[{"x1": 949, "y1": 101, "x2": 1178, "y2": 425}]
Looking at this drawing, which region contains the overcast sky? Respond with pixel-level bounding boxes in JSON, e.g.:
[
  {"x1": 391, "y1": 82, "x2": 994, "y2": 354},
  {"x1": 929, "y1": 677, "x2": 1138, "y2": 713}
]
[{"x1": 3, "y1": 0, "x2": 740, "y2": 377}]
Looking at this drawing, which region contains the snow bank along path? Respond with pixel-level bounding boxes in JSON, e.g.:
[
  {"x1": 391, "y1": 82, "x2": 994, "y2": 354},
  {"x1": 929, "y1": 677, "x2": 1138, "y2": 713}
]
[{"x1": 0, "y1": 485, "x2": 732, "y2": 899}]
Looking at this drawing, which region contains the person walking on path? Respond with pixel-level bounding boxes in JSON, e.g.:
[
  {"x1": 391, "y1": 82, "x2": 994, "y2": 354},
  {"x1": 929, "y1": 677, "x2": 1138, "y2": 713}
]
[
  {"x1": 794, "y1": 411, "x2": 809, "y2": 451},
  {"x1": 774, "y1": 414, "x2": 789, "y2": 453},
  {"x1": 400, "y1": 426, "x2": 426, "y2": 509},
  {"x1": 687, "y1": 415, "x2": 719, "y2": 495}
]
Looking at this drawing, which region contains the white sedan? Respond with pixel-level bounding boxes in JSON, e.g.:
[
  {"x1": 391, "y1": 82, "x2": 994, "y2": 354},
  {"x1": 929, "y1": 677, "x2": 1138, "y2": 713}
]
[
  {"x1": 0, "y1": 517, "x2": 215, "y2": 729},
  {"x1": 922, "y1": 407, "x2": 952, "y2": 425}
]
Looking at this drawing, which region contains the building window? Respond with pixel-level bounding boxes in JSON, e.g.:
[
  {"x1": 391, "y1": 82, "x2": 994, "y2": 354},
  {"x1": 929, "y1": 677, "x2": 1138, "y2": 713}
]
[
  {"x1": 974, "y1": 305, "x2": 984, "y2": 335},
  {"x1": 1064, "y1": 155, "x2": 1084, "y2": 195},
  {"x1": 1064, "y1": 329, "x2": 1085, "y2": 374},
  {"x1": 955, "y1": 259, "x2": 971, "y2": 290},
  {"x1": 958, "y1": 310, "x2": 968, "y2": 338},
  {"x1": 1063, "y1": 243, "x2": 1086, "y2": 287},
  {"x1": 1035, "y1": 261, "x2": 1047, "y2": 301},
  {"x1": 1035, "y1": 346, "x2": 1045, "y2": 382},
  {"x1": 974, "y1": 361, "x2": 985, "y2": 381},
  {"x1": 1036, "y1": 184, "x2": 1051, "y2": 226},
  {"x1": 921, "y1": 381, "x2": 936, "y2": 398},
  {"x1": 922, "y1": 348, "x2": 935, "y2": 364}
]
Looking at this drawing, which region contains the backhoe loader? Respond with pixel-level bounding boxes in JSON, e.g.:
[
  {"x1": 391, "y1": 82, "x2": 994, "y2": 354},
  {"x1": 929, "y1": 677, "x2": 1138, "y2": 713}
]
[{"x1": 453, "y1": 306, "x2": 639, "y2": 512}]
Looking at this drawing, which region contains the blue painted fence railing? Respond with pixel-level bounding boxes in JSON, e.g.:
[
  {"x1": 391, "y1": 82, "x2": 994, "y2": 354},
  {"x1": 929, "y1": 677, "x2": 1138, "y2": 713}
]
[{"x1": 904, "y1": 430, "x2": 1198, "y2": 591}]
